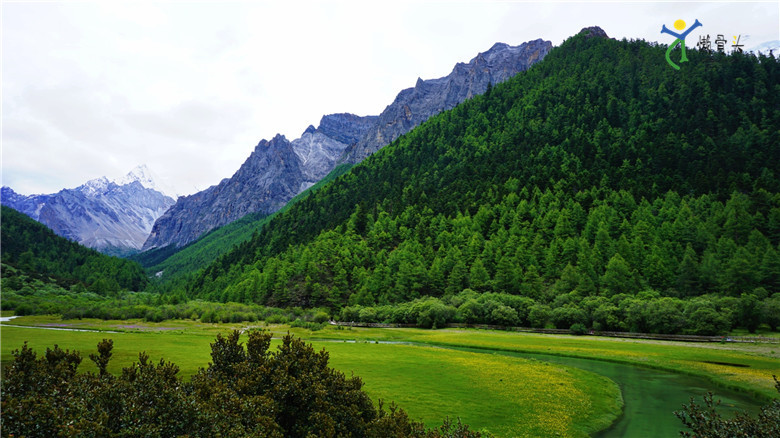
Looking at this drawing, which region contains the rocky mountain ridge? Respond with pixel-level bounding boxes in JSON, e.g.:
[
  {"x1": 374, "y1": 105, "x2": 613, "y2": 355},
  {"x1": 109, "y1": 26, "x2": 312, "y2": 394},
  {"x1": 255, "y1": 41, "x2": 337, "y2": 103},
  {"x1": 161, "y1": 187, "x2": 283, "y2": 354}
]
[
  {"x1": 142, "y1": 38, "x2": 552, "y2": 250},
  {"x1": 1, "y1": 165, "x2": 175, "y2": 256},
  {"x1": 142, "y1": 114, "x2": 376, "y2": 250},
  {"x1": 340, "y1": 38, "x2": 552, "y2": 163}
]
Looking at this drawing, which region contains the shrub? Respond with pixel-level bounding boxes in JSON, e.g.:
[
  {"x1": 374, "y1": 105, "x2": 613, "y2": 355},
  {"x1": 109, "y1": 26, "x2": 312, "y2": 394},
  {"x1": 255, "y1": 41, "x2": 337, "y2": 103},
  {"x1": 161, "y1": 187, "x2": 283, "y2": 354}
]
[
  {"x1": 1, "y1": 333, "x2": 484, "y2": 437},
  {"x1": 550, "y1": 306, "x2": 588, "y2": 329},
  {"x1": 457, "y1": 299, "x2": 484, "y2": 323},
  {"x1": 312, "y1": 310, "x2": 330, "y2": 324},
  {"x1": 528, "y1": 304, "x2": 551, "y2": 328},
  {"x1": 489, "y1": 305, "x2": 519, "y2": 327},
  {"x1": 570, "y1": 323, "x2": 588, "y2": 335},
  {"x1": 265, "y1": 314, "x2": 289, "y2": 324},
  {"x1": 290, "y1": 319, "x2": 325, "y2": 331},
  {"x1": 359, "y1": 307, "x2": 379, "y2": 323}
]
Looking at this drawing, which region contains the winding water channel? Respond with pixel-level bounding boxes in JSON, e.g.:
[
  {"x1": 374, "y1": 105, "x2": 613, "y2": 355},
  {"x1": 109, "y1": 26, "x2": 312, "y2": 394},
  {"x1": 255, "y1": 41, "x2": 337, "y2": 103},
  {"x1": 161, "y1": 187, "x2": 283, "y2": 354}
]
[
  {"x1": 313, "y1": 337, "x2": 766, "y2": 436},
  {"x1": 1, "y1": 317, "x2": 766, "y2": 436},
  {"x1": 439, "y1": 345, "x2": 764, "y2": 437}
]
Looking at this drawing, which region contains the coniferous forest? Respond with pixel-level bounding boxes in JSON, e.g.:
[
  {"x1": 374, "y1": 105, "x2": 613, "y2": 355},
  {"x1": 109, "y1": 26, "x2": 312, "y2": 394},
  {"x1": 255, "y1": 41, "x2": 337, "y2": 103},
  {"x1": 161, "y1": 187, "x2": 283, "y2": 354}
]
[
  {"x1": 3, "y1": 28, "x2": 780, "y2": 438},
  {"x1": 3, "y1": 32, "x2": 779, "y2": 336},
  {"x1": 179, "y1": 33, "x2": 780, "y2": 335},
  {"x1": 1, "y1": 206, "x2": 148, "y2": 295}
]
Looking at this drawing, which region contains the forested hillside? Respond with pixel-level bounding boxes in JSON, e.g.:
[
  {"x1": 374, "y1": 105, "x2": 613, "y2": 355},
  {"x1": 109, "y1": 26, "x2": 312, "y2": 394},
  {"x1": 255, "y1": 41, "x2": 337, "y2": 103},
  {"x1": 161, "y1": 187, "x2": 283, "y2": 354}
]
[
  {"x1": 183, "y1": 30, "x2": 779, "y2": 334},
  {"x1": 134, "y1": 164, "x2": 356, "y2": 292},
  {"x1": 1, "y1": 206, "x2": 148, "y2": 294}
]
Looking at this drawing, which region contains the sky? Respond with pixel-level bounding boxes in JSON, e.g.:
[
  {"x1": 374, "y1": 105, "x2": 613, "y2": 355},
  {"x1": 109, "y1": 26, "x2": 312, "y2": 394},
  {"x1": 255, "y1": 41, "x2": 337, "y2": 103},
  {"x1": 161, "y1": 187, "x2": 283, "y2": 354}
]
[{"x1": 3, "y1": 1, "x2": 778, "y2": 197}]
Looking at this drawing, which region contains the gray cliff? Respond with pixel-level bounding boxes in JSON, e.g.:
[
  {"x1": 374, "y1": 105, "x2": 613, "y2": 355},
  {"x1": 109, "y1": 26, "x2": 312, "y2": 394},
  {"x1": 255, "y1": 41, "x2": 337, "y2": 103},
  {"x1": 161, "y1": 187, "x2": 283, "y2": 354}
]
[
  {"x1": 340, "y1": 39, "x2": 552, "y2": 163},
  {"x1": 142, "y1": 114, "x2": 376, "y2": 250},
  {"x1": 142, "y1": 38, "x2": 551, "y2": 250}
]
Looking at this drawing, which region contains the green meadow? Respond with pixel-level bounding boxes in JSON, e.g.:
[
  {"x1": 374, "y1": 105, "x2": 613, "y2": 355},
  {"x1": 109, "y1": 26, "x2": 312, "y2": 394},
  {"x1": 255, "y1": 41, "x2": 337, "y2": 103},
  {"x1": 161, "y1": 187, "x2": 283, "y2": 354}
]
[
  {"x1": 2, "y1": 316, "x2": 777, "y2": 437},
  {"x1": 283, "y1": 325, "x2": 780, "y2": 400}
]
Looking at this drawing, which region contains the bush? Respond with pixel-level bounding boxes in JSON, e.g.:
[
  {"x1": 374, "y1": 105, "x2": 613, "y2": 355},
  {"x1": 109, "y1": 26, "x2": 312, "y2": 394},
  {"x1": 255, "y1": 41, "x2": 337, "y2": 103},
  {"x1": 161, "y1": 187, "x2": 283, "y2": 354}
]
[
  {"x1": 550, "y1": 306, "x2": 588, "y2": 329},
  {"x1": 489, "y1": 305, "x2": 519, "y2": 327},
  {"x1": 687, "y1": 307, "x2": 730, "y2": 336},
  {"x1": 265, "y1": 314, "x2": 289, "y2": 324},
  {"x1": 1, "y1": 333, "x2": 485, "y2": 437},
  {"x1": 528, "y1": 304, "x2": 551, "y2": 328},
  {"x1": 414, "y1": 300, "x2": 456, "y2": 329},
  {"x1": 359, "y1": 307, "x2": 379, "y2": 323},
  {"x1": 312, "y1": 310, "x2": 330, "y2": 324},
  {"x1": 570, "y1": 323, "x2": 588, "y2": 335},
  {"x1": 457, "y1": 299, "x2": 484, "y2": 323},
  {"x1": 290, "y1": 319, "x2": 325, "y2": 331},
  {"x1": 676, "y1": 377, "x2": 780, "y2": 437},
  {"x1": 340, "y1": 305, "x2": 362, "y2": 322}
]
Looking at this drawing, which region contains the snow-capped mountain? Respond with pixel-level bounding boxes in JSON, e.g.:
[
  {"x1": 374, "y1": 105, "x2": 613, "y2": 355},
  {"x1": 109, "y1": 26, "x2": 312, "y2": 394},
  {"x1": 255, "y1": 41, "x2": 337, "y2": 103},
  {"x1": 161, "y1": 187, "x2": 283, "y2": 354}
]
[
  {"x1": 115, "y1": 164, "x2": 179, "y2": 199},
  {"x1": 1, "y1": 165, "x2": 176, "y2": 256}
]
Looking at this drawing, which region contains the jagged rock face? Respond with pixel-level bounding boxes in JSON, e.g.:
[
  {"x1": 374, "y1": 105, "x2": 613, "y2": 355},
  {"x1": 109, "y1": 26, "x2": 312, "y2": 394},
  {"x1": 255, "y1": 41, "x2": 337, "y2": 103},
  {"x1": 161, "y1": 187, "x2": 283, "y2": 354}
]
[
  {"x1": 340, "y1": 38, "x2": 552, "y2": 163},
  {"x1": 292, "y1": 131, "x2": 349, "y2": 191},
  {"x1": 1, "y1": 170, "x2": 175, "y2": 256},
  {"x1": 142, "y1": 113, "x2": 378, "y2": 250},
  {"x1": 0, "y1": 187, "x2": 51, "y2": 219},
  {"x1": 316, "y1": 113, "x2": 379, "y2": 145},
  {"x1": 143, "y1": 134, "x2": 305, "y2": 250},
  {"x1": 142, "y1": 39, "x2": 552, "y2": 250},
  {"x1": 580, "y1": 26, "x2": 609, "y2": 39}
]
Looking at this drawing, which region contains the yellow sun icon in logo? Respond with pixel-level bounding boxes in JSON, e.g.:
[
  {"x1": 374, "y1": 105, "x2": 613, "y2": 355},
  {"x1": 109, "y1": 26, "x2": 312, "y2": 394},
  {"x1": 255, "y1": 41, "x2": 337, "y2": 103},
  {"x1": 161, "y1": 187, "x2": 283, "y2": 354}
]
[{"x1": 674, "y1": 19, "x2": 686, "y2": 30}]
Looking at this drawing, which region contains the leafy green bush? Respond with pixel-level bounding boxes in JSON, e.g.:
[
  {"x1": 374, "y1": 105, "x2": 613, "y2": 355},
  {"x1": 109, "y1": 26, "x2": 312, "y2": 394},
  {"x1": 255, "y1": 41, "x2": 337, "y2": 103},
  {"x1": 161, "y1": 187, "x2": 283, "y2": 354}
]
[
  {"x1": 676, "y1": 377, "x2": 779, "y2": 437},
  {"x1": 290, "y1": 319, "x2": 325, "y2": 331},
  {"x1": 1, "y1": 332, "x2": 486, "y2": 437},
  {"x1": 570, "y1": 323, "x2": 588, "y2": 336}
]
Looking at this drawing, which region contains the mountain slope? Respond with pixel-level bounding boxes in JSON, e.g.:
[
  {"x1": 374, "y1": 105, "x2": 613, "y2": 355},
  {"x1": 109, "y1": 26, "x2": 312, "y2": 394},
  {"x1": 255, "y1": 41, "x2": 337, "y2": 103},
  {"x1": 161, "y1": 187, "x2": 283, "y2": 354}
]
[
  {"x1": 1, "y1": 165, "x2": 175, "y2": 256},
  {"x1": 184, "y1": 27, "x2": 779, "y2": 328},
  {"x1": 142, "y1": 114, "x2": 375, "y2": 250},
  {"x1": 340, "y1": 38, "x2": 551, "y2": 163},
  {"x1": 1, "y1": 205, "x2": 148, "y2": 293},
  {"x1": 134, "y1": 163, "x2": 354, "y2": 287},
  {"x1": 143, "y1": 39, "x2": 551, "y2": 251}
]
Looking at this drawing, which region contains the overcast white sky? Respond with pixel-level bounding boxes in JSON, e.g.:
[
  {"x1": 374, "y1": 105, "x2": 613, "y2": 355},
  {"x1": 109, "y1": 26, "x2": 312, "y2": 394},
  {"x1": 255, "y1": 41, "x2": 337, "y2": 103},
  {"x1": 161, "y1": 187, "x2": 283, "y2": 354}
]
[{"x1": 3, "y1": 1, "x2": 778, "y2": 196}]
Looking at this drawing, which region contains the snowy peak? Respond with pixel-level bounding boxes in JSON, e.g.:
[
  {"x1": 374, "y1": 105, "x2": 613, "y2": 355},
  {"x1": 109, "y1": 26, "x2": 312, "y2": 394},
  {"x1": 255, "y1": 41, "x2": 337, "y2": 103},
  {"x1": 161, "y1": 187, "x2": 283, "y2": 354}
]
[
  {"x1": 2, "y1": 165, "x2": 177, "y2": 255},
  {"x1": 79, "y1": 176, "x2": 112, "y2": 197},
  {"x1": 114, "y1": 164, "x2": 178, "y2": 199}
]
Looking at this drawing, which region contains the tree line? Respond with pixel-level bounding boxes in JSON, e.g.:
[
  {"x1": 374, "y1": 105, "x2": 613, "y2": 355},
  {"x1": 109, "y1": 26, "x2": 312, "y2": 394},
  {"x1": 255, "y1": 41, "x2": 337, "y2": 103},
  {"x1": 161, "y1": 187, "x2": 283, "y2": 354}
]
[
  {"x1": 178, "y1": 33, "x2": 778, "y2": 335},
  {"x1": 1, "y1": 206, "x2": 148, "y2": 293}
]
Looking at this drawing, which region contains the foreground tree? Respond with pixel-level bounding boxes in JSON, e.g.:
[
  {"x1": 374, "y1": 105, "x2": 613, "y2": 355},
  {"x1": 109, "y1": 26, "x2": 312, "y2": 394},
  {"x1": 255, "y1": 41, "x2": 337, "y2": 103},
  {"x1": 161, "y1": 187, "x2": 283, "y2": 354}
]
[
  {"x1": 675, "y1": 377, "x2": 780, "y2": 437},
  {"x1": 1, "y1": 331, "x2": 485, "y2": 438}
]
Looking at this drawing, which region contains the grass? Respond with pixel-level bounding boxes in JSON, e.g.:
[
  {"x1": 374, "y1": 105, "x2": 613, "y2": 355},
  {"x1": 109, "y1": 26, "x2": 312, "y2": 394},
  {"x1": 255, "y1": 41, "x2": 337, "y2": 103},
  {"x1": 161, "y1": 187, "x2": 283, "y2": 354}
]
[
  {"x1": 267, "y1": 325, "x2": 780, "y2": 401},
  {"x1": 321, "y1": 342, "x2": 620, "y2": 437},
  {"x1": 1, "y1": 316, "x2": 621, "y2": 437},
  {"x1": 3, "y1": 316, "x2": 777, "y2": 436}
]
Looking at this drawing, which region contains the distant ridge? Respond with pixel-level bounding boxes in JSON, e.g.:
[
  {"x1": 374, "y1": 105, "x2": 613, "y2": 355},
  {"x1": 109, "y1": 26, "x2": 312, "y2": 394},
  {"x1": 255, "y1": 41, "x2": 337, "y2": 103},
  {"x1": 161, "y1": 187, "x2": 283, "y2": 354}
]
[
  {"x1": 141, "y1": 114, "x2": 377, "y2": 250},
  {"x1": 1, "y1": 165, "x2": 175, "y2": 256},
  {"x1": 142, "y1": 38, "x2": 552, "y2": 251},
  {"x1": 340, "y1": 38, "x2": 552, "y2": 164}
]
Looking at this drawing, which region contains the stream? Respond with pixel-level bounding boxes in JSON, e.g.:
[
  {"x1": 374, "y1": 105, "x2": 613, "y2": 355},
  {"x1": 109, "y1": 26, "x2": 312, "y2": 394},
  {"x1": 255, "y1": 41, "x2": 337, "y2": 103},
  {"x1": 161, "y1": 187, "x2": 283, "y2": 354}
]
[
  {"x1": 439, "y1": 345, "x2": 765, "y2": 437},
  {"x1": 0, "y1": 316, "x2": 119, "y2": 333},
  {"x1": 0, "y1": 317, "x2": 767, "y2": 436}
]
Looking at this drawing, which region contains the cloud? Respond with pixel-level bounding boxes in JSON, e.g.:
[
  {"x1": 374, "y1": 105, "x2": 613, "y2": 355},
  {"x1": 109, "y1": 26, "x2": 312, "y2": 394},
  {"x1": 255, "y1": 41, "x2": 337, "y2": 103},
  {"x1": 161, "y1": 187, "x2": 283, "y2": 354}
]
[{"x1": 3, "y1": 1, "x2": 778, "y2": 196}]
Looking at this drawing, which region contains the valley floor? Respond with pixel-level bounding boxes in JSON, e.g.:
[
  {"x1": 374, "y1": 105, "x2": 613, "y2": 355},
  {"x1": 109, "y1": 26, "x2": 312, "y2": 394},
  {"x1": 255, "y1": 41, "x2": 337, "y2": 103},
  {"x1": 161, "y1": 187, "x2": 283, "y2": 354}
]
[{"x1": 1, "y1": 316, "x2": 776, "y2": 437}]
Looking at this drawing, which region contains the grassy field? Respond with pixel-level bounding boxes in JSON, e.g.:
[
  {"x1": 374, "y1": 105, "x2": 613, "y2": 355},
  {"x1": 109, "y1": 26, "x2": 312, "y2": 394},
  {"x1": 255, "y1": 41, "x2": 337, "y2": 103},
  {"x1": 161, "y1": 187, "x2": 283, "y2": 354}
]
[
  {"x1": 278, "y1": 325, "x2": 780, "y2": 401},
  {"x1": 1, "y1": 317, "x2": 621, "y2": 437},
  {"x1": 2, "y1": 316, "x2": 778, "y2": 436}
]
